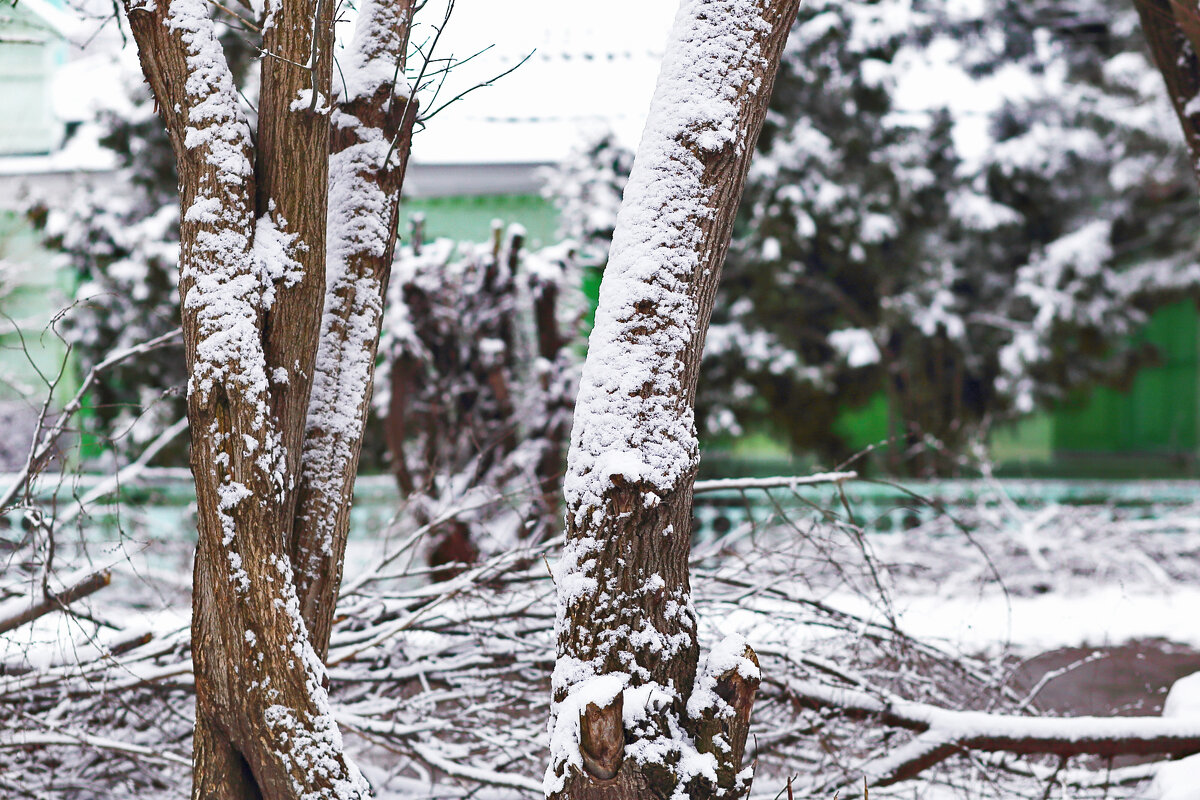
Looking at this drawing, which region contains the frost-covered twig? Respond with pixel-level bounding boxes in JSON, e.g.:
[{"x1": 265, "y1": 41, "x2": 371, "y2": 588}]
[
  {"x1": 0, "y1": 329, "x2": 182, "y2": 514},
  {"x1": 54, "y1": 417, "x2": 189, "y2": 526},
  {"x1": 693, "y1": 471, "x2": 858, "y2": 494}
]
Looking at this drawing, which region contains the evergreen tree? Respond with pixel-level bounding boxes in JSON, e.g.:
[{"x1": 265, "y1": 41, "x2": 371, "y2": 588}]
[
  {"x1": 549, "y1": 0, "x2": 1200, "y2": 475},
  {"x1": 713, "y1": 0, "x2": 1199, "y2": 474},
  {"x1": 542, "y1": 131, "x2": 633, "y2": 265}
]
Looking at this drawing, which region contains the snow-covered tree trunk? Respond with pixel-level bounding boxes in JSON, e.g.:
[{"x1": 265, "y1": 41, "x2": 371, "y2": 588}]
[
  {"x1": 546, "y1": 2, "x2": 799, "y2": 799},
  {"x1": 121, "y1": 0, "x2": 418, "y2": 796},
  {"x1": 1133, "y1": 0, "x2": 1200, "y2": 174},
  {"x1": 292, "y1": 0, "x2": 419, "y2": 660}
]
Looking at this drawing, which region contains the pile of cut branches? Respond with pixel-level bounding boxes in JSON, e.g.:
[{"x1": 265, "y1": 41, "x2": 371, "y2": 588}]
[{"x1": 5, "y1": 489, "x2": 1199, "y2": 799}]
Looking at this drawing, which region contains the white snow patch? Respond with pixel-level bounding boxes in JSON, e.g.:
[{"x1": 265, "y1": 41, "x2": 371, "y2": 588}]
[{"x1": 828, "y1": 328, "x2": 880, "y2": 368}]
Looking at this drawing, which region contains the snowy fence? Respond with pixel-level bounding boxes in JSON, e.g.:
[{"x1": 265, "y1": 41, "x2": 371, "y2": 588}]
[
  {"x1": 4, "y1": 473, "x2": 1200, "y2": 546},
  {"x1": 694, "y1": 477, "x2": 1200, "y2": 539}
]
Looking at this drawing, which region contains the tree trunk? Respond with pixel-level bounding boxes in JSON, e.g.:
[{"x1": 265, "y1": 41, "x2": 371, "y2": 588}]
[
  {"x1": 121, "y1": 0, "x2": 418, "y2": 795},
  {"x1": 546, "y1": 2, "x2": 800, "y2": 798},
  {"x1": 291, "y1": 0, "x2": 419, "y2": 661},
  {"x1": 1134, "y1": 0, "x2": 1200, "y2": 178}
]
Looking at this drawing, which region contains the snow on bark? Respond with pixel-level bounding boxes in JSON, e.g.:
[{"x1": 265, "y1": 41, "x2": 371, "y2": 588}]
[
  {"x1": 294, "y1": 0, "x2": 417, "y2": 658},
  {"x1": 122, "y1": 0, "x2": 379, "y2": 793},
  {"x1": 297, "y1": 115, "x2": 395, "y2": 571},
  {"x1": 337, "y1": 0, "x2": 412, "y2": 102},
  {"x1": 549, "y1": 0, "x2": 797, "y2": 797},
  {"x1": 258, "y1": 556, "x2": 370, "y2": 800},
  {"x1": 160, "y1": 0, "x2": 286, "y2": 581},
  {"x1": 166, "y1": 0, "x2": 262, "y2": 410},
  {"x1": 560, "y1": 0, "x2": 771, "y2": 526}
]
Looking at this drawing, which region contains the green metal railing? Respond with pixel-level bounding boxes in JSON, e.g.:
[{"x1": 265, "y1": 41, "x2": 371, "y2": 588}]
[{"x1": 4, "y1": 473, "x2": 1198, "y2": 546}]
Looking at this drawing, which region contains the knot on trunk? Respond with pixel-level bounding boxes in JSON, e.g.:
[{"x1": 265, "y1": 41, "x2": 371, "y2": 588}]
[{"x1": 580, "y1": 695, "x2": 625, "y2": 781}]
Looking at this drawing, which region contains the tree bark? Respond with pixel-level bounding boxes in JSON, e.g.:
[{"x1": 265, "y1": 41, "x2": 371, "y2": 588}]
[
  {"x1": 291, "y1": 0, "x2": 419, "y2": 661},
  {"x1": 121, "y1": 0, "x2": 418, "y2": 795},
  {"x1": 1133, "y1": 0, "x2": 1200, "y2": 178},
  {"x1": 547, "y1": 2, "x2": 800, "y2": 798}
]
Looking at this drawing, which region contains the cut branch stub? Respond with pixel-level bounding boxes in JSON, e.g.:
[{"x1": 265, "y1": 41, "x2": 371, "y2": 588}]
[
  {"x1": 714, "y1": 644, "x2": 760, "y2": 772},
  {"x1": 693, "y1": 643, "x2": 761, "y2": 797},
  {"x1": 580, "y1": 695, "x2": 625, "y2": 781}
]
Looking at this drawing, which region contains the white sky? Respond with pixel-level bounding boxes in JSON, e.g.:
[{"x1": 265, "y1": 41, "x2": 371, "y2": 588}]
[{"x1": 400, "y1": 0, "x2": 678, "y2": 164}]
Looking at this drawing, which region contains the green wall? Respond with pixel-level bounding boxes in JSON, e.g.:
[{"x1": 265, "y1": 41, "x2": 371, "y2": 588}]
[
  {"x1": 831, "y1": 300, "x2": 1200, "y2": 475},
  {"x1": 1053, "y1": 300, "x2": 1198, "y2": 455},
  {"x1": 401, "y1": 194, "x2": 558, "y2": 246},
  {"x1": 0, "y1": 3, "x2": 63, "y2": 156},
  {"x1": 0, "y1": 211, "x2": 77, "y2": 404}
]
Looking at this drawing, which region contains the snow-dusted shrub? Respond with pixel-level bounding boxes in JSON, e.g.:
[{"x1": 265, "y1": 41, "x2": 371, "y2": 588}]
[{"x1": 377, "y1": 223, "x2": 586, "y2": 561}]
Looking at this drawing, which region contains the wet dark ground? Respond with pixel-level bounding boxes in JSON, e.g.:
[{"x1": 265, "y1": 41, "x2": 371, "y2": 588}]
[
  {"x1": 1014, "y1": 640, "x2": 1200, "y2": 717},
  {"x1": 1012, "y1": 639, "x2": 1200, "y2": 767}
]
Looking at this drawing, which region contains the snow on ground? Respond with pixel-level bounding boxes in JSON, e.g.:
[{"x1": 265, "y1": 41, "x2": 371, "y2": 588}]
[
  {"x1": 761, "y1": 583, "x2": 1200, "y2": 672},
  {"x1": 6, "y1": 478, "x2": 1200, "y2": 798}
]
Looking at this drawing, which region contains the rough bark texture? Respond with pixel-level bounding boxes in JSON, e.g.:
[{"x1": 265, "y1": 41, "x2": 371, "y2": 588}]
[
  {"x1": 291, "y1": 0, "x2": 419, "y2": 660},
  {"x1": 1134, "y1": 0, "x2": 1200, "y2": 178},
  {"x1": 256, "y1": 0, "x2": 332, "y2": 508},
  {"x1": 547, "y1": 2, "x2": 799, "y2": 799},
  {"x1": 121, "y1": 0, "x2": 417, "y2": 795}
]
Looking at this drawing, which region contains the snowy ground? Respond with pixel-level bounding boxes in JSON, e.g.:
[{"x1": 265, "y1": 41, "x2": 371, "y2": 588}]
[{"x1": 4, "y1": 478, "x2": 1200, "y2": 798}]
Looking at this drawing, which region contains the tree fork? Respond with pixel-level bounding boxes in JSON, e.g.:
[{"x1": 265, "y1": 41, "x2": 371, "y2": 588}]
[{"x1": 121, "y1": 0, "x2": 419, "y2": 795}]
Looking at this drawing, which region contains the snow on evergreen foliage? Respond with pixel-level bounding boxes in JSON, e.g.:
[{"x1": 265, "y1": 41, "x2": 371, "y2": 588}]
[
  {"x1": 547, "y1": 0, "x2": 1200, "y2": 474},
  {"x1": 29, "y1": 29, "x2": 258, "y2": 461},
  {"x1": 541, "y1": 132, "x2": 633, "y2": 268}
]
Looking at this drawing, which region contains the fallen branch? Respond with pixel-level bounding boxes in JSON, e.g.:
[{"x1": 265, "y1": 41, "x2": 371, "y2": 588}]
[
  {"x1": 409, "y1": 740, "x2": 542, "y2": 793},
  {"x1": 0, "y1": 570, "x2": 112, "y2": 635},
  {"x1": 784, "y1": 678, "x2": 1200, "y2": 786},
  {"x1": 693, "y1": 471, "x2": 857, "y2": 494},
  {"x1": 0, "y1": 730, "x2": 190, "y2": 767}
]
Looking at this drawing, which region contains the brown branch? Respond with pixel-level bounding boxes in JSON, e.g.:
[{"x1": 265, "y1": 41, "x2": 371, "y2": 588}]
[
  {"x1": 0, "y1": 570, "x2": 111, "y2": 635},
  {"x1": 783, "y1": 678, "x2": 1200, "y2": 787},
  {"x1": 291, "y1": 0, "x2": 420, "y2": 659}
]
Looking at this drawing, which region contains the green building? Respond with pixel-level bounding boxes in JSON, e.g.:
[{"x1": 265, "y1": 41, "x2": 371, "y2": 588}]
[
  {"x1": 0, "y1": 0, "x2": 71, "y2": 156},
  {"x1": 824, "y1": 299, "x2": 1200, "y2": 477}
]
